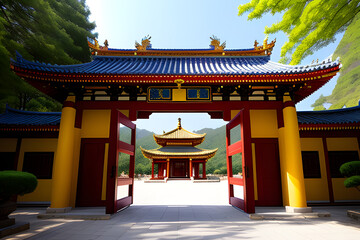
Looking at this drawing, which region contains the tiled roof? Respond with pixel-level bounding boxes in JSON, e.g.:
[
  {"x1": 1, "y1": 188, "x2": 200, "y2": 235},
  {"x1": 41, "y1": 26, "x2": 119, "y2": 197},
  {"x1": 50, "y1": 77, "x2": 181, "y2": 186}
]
[
  {"x1": 0, "y1": 105, "x2": 61, "y2": 126},
  {"x1": 11, "y1": 52, "x2": 339, "y2": 76},
  {"x1": 140, "y1": 146, "x2": 218, "y2": 158},
  {"x1": 155, "y1": 127, "x2": 205, "y2": 139},
  {"x1": 297, "y1": 104, "x2": 360, "y2": 125}
]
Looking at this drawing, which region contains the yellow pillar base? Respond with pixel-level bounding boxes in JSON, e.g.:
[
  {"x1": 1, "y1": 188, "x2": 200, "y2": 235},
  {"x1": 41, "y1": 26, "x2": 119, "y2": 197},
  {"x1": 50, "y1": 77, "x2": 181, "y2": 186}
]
[
  {"x1": 46, "y1": 207, "x2": 72, "y2": 213},
  {"x1": 285, "y1": 206, "x2": 312, "y2": 213}
]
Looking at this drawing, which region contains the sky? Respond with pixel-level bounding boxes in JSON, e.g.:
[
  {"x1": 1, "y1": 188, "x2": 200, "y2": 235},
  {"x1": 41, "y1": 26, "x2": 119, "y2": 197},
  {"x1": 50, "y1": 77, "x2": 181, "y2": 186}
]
[{"x1": 86, "y1": 0, "x2": 343, "y2": 133}]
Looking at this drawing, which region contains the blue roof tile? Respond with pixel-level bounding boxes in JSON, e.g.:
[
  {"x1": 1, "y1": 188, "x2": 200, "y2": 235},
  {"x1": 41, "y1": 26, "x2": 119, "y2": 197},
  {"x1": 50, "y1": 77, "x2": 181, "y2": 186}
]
[
  {"x1": 11, "y1": 53, "x2": 339, "y2": 76},
  {"x1": 298, "y1": 104, "x2": 360, "y2": 125},
  {"x1": 1, "y1": 104, "x2": 360, "y2": 128},
  {"x1": 0, "y1": 105, "x2": 61, "y2": 126}
]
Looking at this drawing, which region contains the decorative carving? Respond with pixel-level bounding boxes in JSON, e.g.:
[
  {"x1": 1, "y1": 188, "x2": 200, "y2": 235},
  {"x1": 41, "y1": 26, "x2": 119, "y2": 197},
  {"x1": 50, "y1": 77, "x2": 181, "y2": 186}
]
[
  {"x1": 254, "y1": 40, "x2": 260, "y2": 50},
  {"x1": 210, "y1": 35, "x2": 226, "y2": 51},
  {"x1": 253, "y1": 37, "x2": 276, "y2": 55},
  {"x1": 174, "y1": 79, "x2": 184, "y2": 89},
  {"x1": 135, "y1": 35, "x2": 152, "y2": 51},
  {"x1": 263, "y1": 35, "x2": 268, "y2": 49}
]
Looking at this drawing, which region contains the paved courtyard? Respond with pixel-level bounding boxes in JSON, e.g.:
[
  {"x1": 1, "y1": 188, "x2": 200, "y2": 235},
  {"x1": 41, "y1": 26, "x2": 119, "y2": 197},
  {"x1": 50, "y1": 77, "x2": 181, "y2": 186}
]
[{"x1": 5, "y1": 180, "x2": 360, "y2": 239}]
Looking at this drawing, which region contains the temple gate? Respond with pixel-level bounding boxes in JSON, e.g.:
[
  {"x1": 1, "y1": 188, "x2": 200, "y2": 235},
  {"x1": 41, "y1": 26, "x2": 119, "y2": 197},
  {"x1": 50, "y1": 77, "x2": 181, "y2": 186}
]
[{"x1": 9, "y1": 36, "x2": 341, "y2": 214}]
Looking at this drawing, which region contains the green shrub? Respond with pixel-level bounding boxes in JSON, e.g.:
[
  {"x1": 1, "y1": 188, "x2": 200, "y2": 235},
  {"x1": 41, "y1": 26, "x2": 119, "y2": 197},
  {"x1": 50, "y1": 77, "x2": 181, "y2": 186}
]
[
  {"x1": 344, "y1": 176, "x2": 360, "y2": 189},
  {"x1": 0, "y1": 171, "x2": 38, "y2": 201},
  {"x1": 340, "y1": 161, "x2": 360, "y2": 177}
]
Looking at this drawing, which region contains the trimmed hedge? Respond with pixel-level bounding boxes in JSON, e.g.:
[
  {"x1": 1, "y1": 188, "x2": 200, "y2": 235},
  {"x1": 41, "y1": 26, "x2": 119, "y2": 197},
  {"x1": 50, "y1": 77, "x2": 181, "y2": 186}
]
[
  {"x1": 0, "y1": 171, "x2": 38, "y2": 201},
  {"x1": 340, "y1": 161, "x2": 360, "y2": 177},
  {"x1": 344, "y1": 176, "x2": 360, "y2": 189}
]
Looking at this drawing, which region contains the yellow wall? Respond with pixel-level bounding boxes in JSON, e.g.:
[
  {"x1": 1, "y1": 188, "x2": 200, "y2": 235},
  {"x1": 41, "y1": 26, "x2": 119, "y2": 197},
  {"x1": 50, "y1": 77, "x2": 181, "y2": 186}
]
[
  {"x1": 0, "y1": 138, "x2": 18, "y2": 152},
  {"x1": 326, "y1": 138, "x2": 359, "y2": 151},
  {"x1": 81, "y1": 109, "x2": 111, "y2": 138},
  {"x1": 231, "y1": 110, "x2": 241, "y2": 120},
  {"x1": 326, "y1": 137, "x2": 360, "y2": 201},
  {"x1": 17, "y1": 138, "x2": 58, "y2": 202},
  {"x1": 250, "y1": 110, "x2": 278, "y2": 138},
  {"x1": 300, "y1": 138, "x2": 329, "y2": 202}
]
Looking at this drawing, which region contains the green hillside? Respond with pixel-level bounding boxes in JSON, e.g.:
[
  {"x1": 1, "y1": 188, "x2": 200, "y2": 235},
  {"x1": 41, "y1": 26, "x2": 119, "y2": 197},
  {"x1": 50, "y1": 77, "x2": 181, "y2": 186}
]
[
  {"x1": 194, "y1": 126, "x2": 227, "y2": 174},
  {"x1": 129, "y1": 125, "x2": 227, "y2": 175},
  {"x1": 312, "y1": 14, "x2": 360, "y2": 110}
]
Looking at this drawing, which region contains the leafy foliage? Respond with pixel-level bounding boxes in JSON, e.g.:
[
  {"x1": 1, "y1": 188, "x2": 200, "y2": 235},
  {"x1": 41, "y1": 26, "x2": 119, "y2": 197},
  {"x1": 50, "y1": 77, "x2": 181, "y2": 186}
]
[
  {"x1": 344, "y1": 176, "x2": 360, "y2": 189},
  {"x1": 0, "y1": 170, "x2": 38, "y2": 201},
  {"x1": 0, "y1": 0, "x2": 96, "y2": 112},
  {"x1": 313, "y1": 14, "x2": 360, "y2": 109},
  {"x1": 340, "y1": 161, "x2": 360, "y2": 177},
  {"x1": 238, "y1": 0, "x2": 360, "y2": 64},
  {"x1": 340, "y1": 161, "x2": 360, "y2": 191}
]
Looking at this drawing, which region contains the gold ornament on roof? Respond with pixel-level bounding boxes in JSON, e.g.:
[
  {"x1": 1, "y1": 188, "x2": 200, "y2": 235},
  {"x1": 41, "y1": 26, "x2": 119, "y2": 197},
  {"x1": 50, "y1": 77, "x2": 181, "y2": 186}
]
[
  {"x1": 174, "y1": 79, "x2": 184, "y2": 89},
  {"x1": 254, "y1": 40, "x2": 261, "y2": 50},
  {"x1": 104, "y1": 39, "x2": 109, "y2": 50},
  {"x1": 263, "y1": 35, "x2": 269, "y2": 49},
  {"x1": 135, "y1": 35, "x2": 152, "y2": 51},
  {"x1": 253, "y1": 36, "x2": 276, "y2": 55},
  {"x1": 178, "y1": 118, "x2": 182, "y2": 129},
  {"x1": 210, "y1": 35, "x2": 226, "y2": 51}
]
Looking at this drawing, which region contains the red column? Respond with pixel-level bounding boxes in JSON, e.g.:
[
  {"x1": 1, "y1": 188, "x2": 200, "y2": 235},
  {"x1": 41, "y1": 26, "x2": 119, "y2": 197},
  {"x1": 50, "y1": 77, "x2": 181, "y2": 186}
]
[
  {"x1": 151, "y1": 160, "x2": 154, "y2": 179},
  {"x1": 189, "y1": 159, "x2": 193, "y2": 178},
  {"x1": 203, "y1": 161, "x2": 206, "y2": 179},
  {"x1": 195, "y1": 164, "x2": 199, "y2": 179},
  {"x1": 166, "y1": 159, "x2": 170, "y2": 178}
]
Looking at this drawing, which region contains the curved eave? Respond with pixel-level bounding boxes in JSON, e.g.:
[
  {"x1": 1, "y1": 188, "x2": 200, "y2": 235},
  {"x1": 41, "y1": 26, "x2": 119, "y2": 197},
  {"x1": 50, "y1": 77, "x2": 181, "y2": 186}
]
[
  {"x1": 0, "y1": 125, "x2": 59, "y2": 132},
  {"x1": 298, "y1": 123, "x2": 360, "y2": 131},
  {"x1": 140, "y1": 146, "x2": 218, "y2": 160},
  {"x1": 154, "y1": 138, "x2": 205, "y2": 147},
  {"x1": 11, "y1": 61, "x2": 340, "y2": 85},
  {"x1": 154, "y1": 131, "x2": 206, "y2": 140}
]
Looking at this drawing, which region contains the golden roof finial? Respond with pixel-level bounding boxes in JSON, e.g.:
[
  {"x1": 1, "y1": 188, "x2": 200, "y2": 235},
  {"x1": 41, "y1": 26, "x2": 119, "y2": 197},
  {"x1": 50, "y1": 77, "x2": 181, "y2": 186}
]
[
  {"x1": 178, "y1": 118, "x2": 182, "y2": 129},
  {"x1": 263, "y1": 35, "x2": 269, "y2": 49},
  {"x1": 174, "y1": 79, "x2": 184, "y2": 89}
]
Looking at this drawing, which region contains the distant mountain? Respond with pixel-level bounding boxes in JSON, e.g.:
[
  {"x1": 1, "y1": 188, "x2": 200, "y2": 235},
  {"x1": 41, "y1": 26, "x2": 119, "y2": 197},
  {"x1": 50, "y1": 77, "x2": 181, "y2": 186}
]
[
  {"x1": 312, "y1": 14, "x2": 360, "y2": 110},
  {"x1": 194, "y1": 126, "x2": 227, "y2": 174},
  {"x1": 120, "y1": 127, "x2": 153, "y2": 140}
]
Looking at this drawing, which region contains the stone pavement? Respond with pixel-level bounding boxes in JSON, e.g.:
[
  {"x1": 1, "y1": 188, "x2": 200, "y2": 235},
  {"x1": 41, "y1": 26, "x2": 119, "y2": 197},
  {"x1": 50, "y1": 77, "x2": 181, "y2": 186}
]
[{"x1": 4, "y1": 180, "x2": 360, "y2": 239}]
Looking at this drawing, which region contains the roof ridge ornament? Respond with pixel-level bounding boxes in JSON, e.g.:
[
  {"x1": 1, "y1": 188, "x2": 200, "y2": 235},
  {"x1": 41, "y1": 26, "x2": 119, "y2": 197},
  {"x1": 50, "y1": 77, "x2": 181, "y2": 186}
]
[
  {"x1": 254, "y1": 36, "x2": 276, "y2": 55},
  {"x1": 174, "y1": 79, "x2": 184, "y2": 89},
  {"x1": 210, "y1": 35, "x2": 226, "y2": 51},
  {"x1": 178, "y1": 118, "x2": 182, "y2": 129},
  {"x1": 135, "y1": 35, "x2": 152, "y2": 51}
]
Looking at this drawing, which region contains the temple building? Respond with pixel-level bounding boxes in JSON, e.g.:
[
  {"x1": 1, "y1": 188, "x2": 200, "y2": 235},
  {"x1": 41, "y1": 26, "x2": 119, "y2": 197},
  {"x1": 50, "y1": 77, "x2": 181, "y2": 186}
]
[
  {"x1": 140, "y1": 118, "x2": 217, "y2": 180},
  {"x1": 2, "y1": 35, "x2": 359, "y2": 215}
]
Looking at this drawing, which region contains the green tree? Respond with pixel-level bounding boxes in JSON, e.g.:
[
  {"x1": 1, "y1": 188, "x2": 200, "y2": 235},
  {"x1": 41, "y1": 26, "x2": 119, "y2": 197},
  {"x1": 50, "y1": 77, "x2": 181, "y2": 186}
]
[
  {"x1": 0, "y1": 0, "x2": 96, "y2": 112},
  {"x1": 340, "y1": 161, "x2": 360, "y2": 191},
  {"x1": 313, "y1": 14, "x2": 360, "y2": 109},
  {"x1": 238, "y1": 0, "x2": 360, "y2": 65}
]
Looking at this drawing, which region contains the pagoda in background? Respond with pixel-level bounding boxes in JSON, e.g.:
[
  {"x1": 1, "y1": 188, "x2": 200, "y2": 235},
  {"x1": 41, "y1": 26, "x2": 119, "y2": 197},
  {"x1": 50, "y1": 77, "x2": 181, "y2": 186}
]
[{"x1": 141, "y1": 118, "x2": 217, "y2": 180}]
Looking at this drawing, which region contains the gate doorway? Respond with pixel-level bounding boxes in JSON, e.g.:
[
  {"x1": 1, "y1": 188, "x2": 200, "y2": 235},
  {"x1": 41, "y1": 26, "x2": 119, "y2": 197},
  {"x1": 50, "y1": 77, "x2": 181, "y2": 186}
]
[{"x1": 75, "y1": 102, "x2": 283, "y2": 214}]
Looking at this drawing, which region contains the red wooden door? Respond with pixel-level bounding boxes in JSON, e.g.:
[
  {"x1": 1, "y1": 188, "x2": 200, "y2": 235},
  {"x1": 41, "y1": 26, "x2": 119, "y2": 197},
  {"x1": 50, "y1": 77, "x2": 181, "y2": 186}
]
[
  {"x1": 171, "y1": 160, "x2": 187, "y2": 177},
  {"x1": 226, "y1": 109, "x2": 255, "y2": 213},
  {"x1": 76, "y1": 139, "x2": 106, "y2": 207},
  {"x1": 106, "y1": 110, "x2": 136, "y2": 214},
  {"x1": 253, "y1": 139, "x2": 282, "y2": 206}
]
